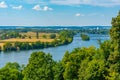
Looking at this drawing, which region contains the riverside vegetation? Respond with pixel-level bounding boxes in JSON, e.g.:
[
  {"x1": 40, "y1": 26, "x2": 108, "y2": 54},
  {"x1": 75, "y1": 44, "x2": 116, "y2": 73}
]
[
  {"x1": 0, "y1": 30, "x2": 75, "y2": 51},
  {"x1": 80, "y1": 33, "x2": 90, "y2": 41},
  {"x1": 0, "y1": 11, "x2": 120, "y2": 80}
]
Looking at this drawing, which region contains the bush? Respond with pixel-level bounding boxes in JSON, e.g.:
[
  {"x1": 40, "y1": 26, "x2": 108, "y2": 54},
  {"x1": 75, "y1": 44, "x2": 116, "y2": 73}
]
[{"x1": 50, "y1": 34, "x2": 56, "y2": 39}]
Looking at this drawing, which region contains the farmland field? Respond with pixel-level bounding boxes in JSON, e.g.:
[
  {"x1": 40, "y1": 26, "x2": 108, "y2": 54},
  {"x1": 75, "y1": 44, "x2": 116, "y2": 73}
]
[{"x1": 0, "y1": 32, "x2": 58, "y2": 48}]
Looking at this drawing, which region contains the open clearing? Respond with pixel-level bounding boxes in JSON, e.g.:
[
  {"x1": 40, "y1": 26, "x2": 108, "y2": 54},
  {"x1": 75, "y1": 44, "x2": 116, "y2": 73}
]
[
  {"x1": 20, "y1": 32, "x2": 58, "y2": 39},
  {"x1": 0, "y1": 32, "x2": 58, "y2": 47},
  {"x1": 0, "y1": 38, "x2": 54, "y2": 43}
]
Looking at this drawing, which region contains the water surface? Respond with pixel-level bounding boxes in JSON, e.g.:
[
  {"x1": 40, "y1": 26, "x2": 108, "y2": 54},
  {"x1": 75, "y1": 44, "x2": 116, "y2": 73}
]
[{"x1": 0, "y1": 34, "x2": 109, "y2": 68}]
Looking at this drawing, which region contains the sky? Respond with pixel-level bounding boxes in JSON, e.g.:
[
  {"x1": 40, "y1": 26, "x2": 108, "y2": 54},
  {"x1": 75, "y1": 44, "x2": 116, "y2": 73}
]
[{"x1": 0, "y1": 0, "x2": 120, "y2": 26}]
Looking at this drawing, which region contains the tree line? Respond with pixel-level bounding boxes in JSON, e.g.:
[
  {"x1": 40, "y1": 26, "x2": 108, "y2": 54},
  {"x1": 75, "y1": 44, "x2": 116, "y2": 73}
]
[{"x1": 0, "y1": 31, "x2": 57, "y2": 40}]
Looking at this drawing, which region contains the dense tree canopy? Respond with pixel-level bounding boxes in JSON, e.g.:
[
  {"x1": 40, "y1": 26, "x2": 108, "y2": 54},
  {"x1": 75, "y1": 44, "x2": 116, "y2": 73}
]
[
  {"x1": 0, "y1": 62, "x2": 23, "y2": 80},
  {"x1": 22, "y1": 52, "x2": 54, "y2": 80},
  {"x1": 0, "y1": 31, "x2": 21, "y2": 40}
]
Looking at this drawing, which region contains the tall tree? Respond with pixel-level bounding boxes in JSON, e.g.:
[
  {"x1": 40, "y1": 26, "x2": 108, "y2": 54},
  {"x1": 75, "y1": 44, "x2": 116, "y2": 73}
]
[
  {"x1": 36, "y1": 31, "x2": 39, "y2": 39},
  {"x1": 109, "y1": 11, "x2": 120, "y2": 63},
  {"x1": 108, "y1": 11, "x2": 120, "y2": 79}
]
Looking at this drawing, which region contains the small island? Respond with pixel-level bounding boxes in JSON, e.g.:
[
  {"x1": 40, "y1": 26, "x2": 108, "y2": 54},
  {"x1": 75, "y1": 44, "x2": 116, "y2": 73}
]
[{"x1": 80, "y1": 33, "x2": 90, "y2": 41}]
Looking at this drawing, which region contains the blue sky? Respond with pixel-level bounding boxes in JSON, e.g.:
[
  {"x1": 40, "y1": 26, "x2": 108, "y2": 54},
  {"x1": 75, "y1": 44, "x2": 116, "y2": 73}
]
[{"x1": 0, "y1": 0, "x2": 120, "y2": 26}]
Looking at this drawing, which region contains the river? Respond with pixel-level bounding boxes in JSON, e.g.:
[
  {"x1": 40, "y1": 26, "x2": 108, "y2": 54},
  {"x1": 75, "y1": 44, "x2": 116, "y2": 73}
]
[{"x1": 0, "y1": 34, "x2": 109, "y2": 68}]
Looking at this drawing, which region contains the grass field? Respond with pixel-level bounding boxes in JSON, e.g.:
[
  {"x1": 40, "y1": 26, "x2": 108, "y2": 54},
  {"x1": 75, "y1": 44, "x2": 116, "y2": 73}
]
[
  {"x1": 20, "y1": 32, "x2": 58, "y2": 39},
  {"x1": 0, "y1": 38, "x2": 54, "y2": 43},
  {"x1": 0, "y1": 32, "x2": 58, "y2": 48}
]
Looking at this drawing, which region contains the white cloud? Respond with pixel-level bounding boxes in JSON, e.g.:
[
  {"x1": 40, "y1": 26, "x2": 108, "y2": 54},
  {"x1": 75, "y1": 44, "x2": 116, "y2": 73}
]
[
  {"x1": 24, "y1": 0, "x2": 46, "y2": 4},
  {"x1": 51, "y1": 0, "x2": 80, "y2": 5},
  {"x1": 25, "y1": 0, "x2": 39, "y2": 3},
  {"x1": 50, "y1": 0, "x2": 120, "y2": 7},
  {"x1": 32, "y1": 5, "x2": 42, "y2": 11},
  {"x1": 0, "y1": 1, "x2": 8, "y2": 8},
  {"x1": 43, "y1": 6, "x2": 53, "y2": 11},
  {"x1": 32, "y1": 5, "x2": 53, "y2": 11},
  {"x1": 75, "y1": 13, "x2": 81, "y2": 16},
  {"x1": 12, "y1": 5, "x2": 23, "y2": 10},
  {"x1": 81, "y1": 0, "x2": 120, "y2": 7},
  {"x1": 75, "y1": 13, "x2": 84, "y2": 17}
]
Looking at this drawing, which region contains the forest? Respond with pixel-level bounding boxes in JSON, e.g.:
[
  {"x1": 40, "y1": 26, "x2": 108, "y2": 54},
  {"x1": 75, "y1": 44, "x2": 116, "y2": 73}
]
[{"x1": 0, "y1": 12, "x2": 120, "y2": 80}]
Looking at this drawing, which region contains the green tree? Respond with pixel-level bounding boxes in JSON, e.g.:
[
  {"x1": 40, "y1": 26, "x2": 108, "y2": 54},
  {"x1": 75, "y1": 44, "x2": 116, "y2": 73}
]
[
  {"x1": 14, "y1": 42, "x2": 23, "y2": 50},
  {"x1": 50, "y1": 34, "x2": 56, "y2": 39},
  {"x1": 59, "y1": 30, "x2": 74, "y2": 44},
  {"x1": 79, "y1": 60, "x2": 106, "y2": 80},
  {"x1": 36, "y1": 32, "x2": 39, "y2": 39},
  {"x1": 0, "y1": 46, "x2": 2, "y2": 51},
  {"x1": 99, "y1": 40, "x2": 111, "y2": 61},
  {"x1": 53, "y1": 61, "x2": 64, "y2": 80},
  {"x1": 63, "y1": 62, "x2": 78, "y2": 80},
  {"x1": 62, "y1": 47, "x2": 97, "y2": 80},
  {"x1": 0, "y1": 62, "x2": 23, "y2": 80},
  {"x1": 3, "y1": 42, "x2": 13, "y2": 51},
  {"x1": 23, "y1": 52, "x2": 54, "y2": 80},
  {"x1": 108, "y1": 11, "x2": 120, "y2": 79},
  {"x1": 29, "y1": 36, "x2": 31, "y2": 39},
  {"x1": 42, "y1": 34, "x2": 47, "y2": 38},
  {"x1": 80, "y1": 33, "x2": 90, "y2": 41},
  {"x1": 4, "y1": 62, "x2": 21, "y2": 70},
  {"x1": 109, "y1": 11, "x2": 120, "y2": 63}
]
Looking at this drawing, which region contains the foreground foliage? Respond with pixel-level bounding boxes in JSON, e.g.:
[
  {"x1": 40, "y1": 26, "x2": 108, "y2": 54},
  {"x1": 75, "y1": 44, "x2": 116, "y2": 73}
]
[
  {"x1": 0, "y1": 44, "x2": 116, "y2": 80},
  {"x1": 0, "y1": 62, "x2": 23, "y2": 80}
]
